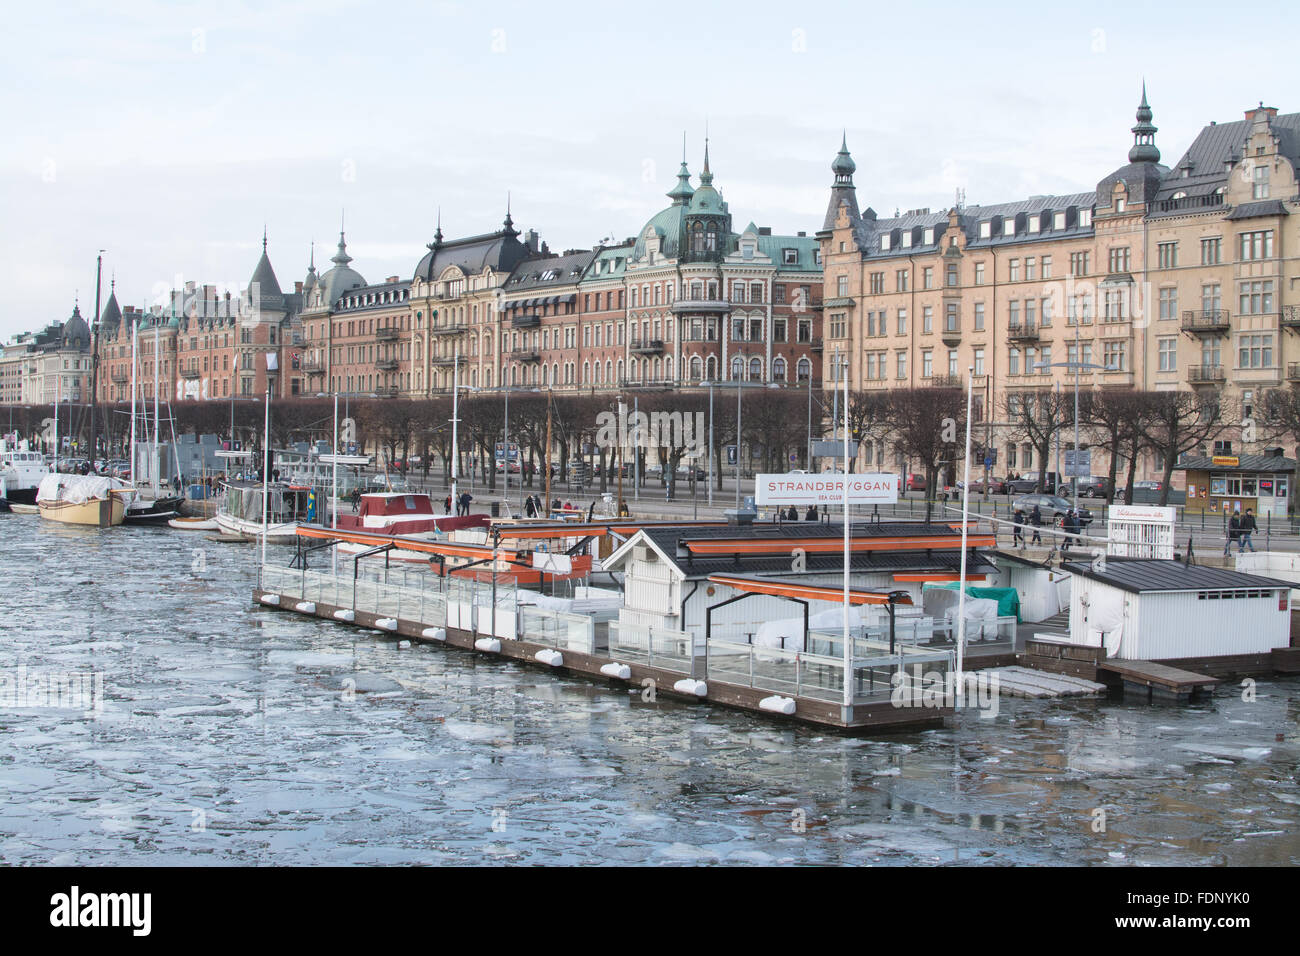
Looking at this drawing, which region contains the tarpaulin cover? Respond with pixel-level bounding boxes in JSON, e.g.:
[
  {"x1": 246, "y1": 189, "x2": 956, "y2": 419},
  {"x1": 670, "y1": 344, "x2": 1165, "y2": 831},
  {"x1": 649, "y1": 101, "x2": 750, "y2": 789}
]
[{"x1": 922, "y1": 583, "x2": 1021, "y2": 621}]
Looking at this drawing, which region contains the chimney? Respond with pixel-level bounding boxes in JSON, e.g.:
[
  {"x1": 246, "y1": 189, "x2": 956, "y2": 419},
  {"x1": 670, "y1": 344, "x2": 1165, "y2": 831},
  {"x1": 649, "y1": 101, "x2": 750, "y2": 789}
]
[
  {"x1": 294, "y1": 281, "x2": 303, "y2": 294},
  {"x1": 540, "y1": 241, "x2": 550, "y2": 256},
  {"x1": 386, "y1": 275, "x2": 399, "y2": 284},
  {"x1": 525, "y1": 229, "x2": 539, "y2": 252},
  {"x1": 758, "y1": 226, "x2": 772, "y2": 236},
  {"x1": 797, "y1": 231, "x2": 806, "y2": 237}
]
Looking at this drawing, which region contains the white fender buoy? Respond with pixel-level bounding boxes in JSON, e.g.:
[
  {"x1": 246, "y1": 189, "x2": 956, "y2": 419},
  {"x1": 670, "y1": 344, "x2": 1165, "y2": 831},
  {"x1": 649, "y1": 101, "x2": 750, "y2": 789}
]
[
  {"x1": 600, "y1": 663, "x2": 632, "y2": 680},
  {"x1": 759, "y1": 695, "x2": 796, "y2": 715},
  {"x1": 258, "y1": 594, "x2": 279, "y2": 606},
  {"x1": 294, "y1": 601, "x2": 316, "y2": 614},
  {"x1": 422, "y1": 627, "x2": 447, "y2": 641},
  {"x1": 673, "y1": 678, "x2": 708, "y2": 697},
  {"x1": 333, "y1": 609, "x2": 355, "y2": 622},
  {"x1": 474, "y1": 638, "x2": 501, "y2": 653},
  {"x1": 535, "y1": 649, "x2": 563, "y2": 667},
  {"x1": 375, "y1": 618, "x2": 398, "y2": 631},
  {"x1": 398, "y1": 640, "x2": 411, "y2": 649}
]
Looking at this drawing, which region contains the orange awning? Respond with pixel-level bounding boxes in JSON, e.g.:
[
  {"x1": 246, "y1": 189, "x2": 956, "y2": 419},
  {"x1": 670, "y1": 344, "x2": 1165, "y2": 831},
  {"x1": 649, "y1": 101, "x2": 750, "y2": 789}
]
[
  {"x1": 706, "y1": 574, "x2": 914, "y2": 606},
  {"x1": 684, "y1": 533, "x2": 995, "y2": 555}
]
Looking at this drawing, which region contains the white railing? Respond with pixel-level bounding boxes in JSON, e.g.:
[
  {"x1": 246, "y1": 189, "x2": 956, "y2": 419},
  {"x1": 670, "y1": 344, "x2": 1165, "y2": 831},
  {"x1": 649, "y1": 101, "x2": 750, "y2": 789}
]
[{"x1": 608, "y1": 622, "x2": 694, "y2": 673}]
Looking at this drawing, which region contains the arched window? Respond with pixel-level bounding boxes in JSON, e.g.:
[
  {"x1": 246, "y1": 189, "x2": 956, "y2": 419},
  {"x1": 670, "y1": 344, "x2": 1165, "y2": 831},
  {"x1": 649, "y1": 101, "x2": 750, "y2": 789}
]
[
  {"x1": 797, "y1": 357, "x2": 811, "y2": 382},
  {"x1": 617, "y1": 359, "x2": 624, "y2": 383},
  {"x1": 706, "y1": 356, "x2": 717, "y2": 380},
  {"x1": 731, "y1": 356, "x2": 743, "y2": 380},
  {"x1": 772, "y1": 356, "x2": 786, "y2": 380},
  {"x1": 749, "y1": 357, "x2": 762, "y2": 380},
  {"x1": 606, "y1": 360, "x2": 612, "y2": 383},
  {"x1": 690, "y1": 356, "x2": 702, "y2": 381},
  {"x1": 583, "y1": 361, "x2": 590, "y2": 383}
]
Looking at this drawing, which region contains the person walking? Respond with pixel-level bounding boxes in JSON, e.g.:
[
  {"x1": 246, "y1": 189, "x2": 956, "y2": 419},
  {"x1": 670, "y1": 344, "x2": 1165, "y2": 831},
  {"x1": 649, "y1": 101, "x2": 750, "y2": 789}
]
[
  {"x1": 524, "y1": 495, "x2": 536, "y2": 518},
  {"x1": 443, "y1": 494, "x2": 452, "y2": 515},
  {"x1": 1029, "y1": 505, "x2": 1043, "y2": 546},
  {"x1": 1012, "y1": 508, "x2": 1026, "y2": 548},
  {"x1": 458, "y1": 491, "x2": 472, "y2": 516},
  {"x1": 1225, "y1": 512, "x2": 1241, "y2": 555},
  {"x1": 1239, "y1": 508, "x2": 1258, "y2": 553}
]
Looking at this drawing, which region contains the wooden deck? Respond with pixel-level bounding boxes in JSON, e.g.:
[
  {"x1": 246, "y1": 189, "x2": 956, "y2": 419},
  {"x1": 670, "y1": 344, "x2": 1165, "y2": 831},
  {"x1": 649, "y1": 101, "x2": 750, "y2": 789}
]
[
  {"x1": 252, "y1": 588, "x2": 951, "y2": 734},
  {"x1": 1098, "y1": 659, "x2": 1219, "y2": 703}
]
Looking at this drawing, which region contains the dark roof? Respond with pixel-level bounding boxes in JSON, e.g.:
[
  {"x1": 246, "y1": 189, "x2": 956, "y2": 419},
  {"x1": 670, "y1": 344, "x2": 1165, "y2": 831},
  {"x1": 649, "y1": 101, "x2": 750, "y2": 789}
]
[
  {"x1": 1225, "y1": 199, "x2": 1289, "y2": 220},
  {"x1": 1151, "y1": 110, "x2": 1300, "y2": 211},
  {"x1": 412, "y1": 226, "x2": 530, "y2": 283},
  {"x1": 1064, "y1": 558, "x2": 1292, "y2": 594},
  {"x1": 638, "y1": 521, "x2": 995, "y2": 579},
  {"x1": 504, "y1": 250, "x2": 597, "y2": 295},
  {"x1": 1176, "y1": 454, "x2": 1296, "y2": 473}
]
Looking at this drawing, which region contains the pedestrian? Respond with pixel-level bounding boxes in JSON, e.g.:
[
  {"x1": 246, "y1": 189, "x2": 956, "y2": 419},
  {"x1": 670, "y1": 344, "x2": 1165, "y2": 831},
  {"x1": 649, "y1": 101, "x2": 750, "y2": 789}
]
[
  {"x1": 1012, "y1": 508, "x2": 1026, "y2": 548},
  {"x1": 1239, "y1": 508, "x2": 1258, "y2": 553},
  {"x1": 524, "y1": 495, "x2": 536, "y2": 518},
  {"x1": 805, "y1": 504, "x2": 818, "y2": 521},
  {"x1": 458, "y1": 491, "x2": 472, "y2": 516},
  {"x1": 1064, "y1": 510, "x2": 1081, "y2": 547},
  {"x1": 618, "y1": 497, "x2": 630, "y2": 517},
  {"x1": 350, "y1": 488, "x2": 360, "y2": 514},
  {"x1": 1225, "y1": 512, "x2": 1241, "y2": 556},
  {"x1": 444, "y1": 494, "x2": 452, "y2": 515},
  {"x1": 1029, "y1": 505, "x2": 1043, "y2": 546}
]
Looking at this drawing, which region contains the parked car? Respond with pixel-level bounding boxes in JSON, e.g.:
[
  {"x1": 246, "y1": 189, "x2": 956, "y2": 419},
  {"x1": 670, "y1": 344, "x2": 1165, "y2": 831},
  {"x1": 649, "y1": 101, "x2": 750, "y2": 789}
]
[
  {"x1": 494, "y1": 460, "x2": 522, "y2": 474},
  {"x1": 1072, "y1": 476, "x2": 1112, "y2": 498},
  {"x1": 1007, "y1": 476, "x2": 1045, "y2": 495},
  {"x1": 1013, "y1": 494, "x2": 1093, "y2": 527},
  {"x1": 1134, "y1": 480, "x2": 1164, "y2": 492},
  {"x1": 906, "y1": 474, "x2": 927, "y2": 491},
  {"x1": 675, "y1": 465, "x2": 707, "y2": 481}
]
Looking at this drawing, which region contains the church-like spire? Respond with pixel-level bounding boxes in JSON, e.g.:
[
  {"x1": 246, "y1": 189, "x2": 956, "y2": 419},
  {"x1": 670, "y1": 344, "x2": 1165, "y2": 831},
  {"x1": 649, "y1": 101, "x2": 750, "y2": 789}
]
[
  {"x1": 331, "y1": 229, "x2": 352, "y2": 267},
  {"x1": 1129, "y1": 81, "x2": 1160, "y2": 164},
  {"x1": 700, "y1": 137, "x2": 713, "y2": 187},
  {"x1": 502, "y1": 193, "x2": 517, "y2": 237},
  {"x1": 832, "y1": 130, "x2": 856, "y2": 183},
  {"x1": 667, "y1": 136, "x2": 695, "y2": 205},
  {"x1": 821, "y1": 133, "x2": 862, "y2": 235}
]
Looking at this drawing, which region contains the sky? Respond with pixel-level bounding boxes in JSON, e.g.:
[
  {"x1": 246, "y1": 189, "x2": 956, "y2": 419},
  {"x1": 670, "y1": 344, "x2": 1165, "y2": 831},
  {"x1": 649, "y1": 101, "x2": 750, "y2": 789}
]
[{"x1": 2, "y1": 0, "x2": 1297, "y2": 340}]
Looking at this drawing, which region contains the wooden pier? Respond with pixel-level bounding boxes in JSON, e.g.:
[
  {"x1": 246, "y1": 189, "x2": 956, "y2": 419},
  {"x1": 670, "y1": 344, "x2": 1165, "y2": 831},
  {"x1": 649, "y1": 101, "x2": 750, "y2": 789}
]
[
  {"x1": 251, "y1": 586, "x2": 952, "y2": 734},
  {"x1": 981, "y1": 666, "x2": 1106, "y2": 699},
  {"x1": 1096, "y1": 659, "x2": 1219, "y2": 704}
]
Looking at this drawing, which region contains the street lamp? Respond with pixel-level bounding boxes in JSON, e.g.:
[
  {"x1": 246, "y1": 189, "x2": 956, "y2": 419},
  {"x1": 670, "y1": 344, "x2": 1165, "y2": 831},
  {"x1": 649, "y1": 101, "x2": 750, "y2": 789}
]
[{"x1": 1032, "y1": 324, "x2": 1119, "y2": 514}]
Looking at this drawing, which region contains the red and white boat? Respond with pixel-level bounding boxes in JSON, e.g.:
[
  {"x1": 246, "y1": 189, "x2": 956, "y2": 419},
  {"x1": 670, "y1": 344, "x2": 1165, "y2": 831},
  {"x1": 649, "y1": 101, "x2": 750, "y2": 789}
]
[{"x1": 334, "y1": 493, "x2": 487, "y2": 561}]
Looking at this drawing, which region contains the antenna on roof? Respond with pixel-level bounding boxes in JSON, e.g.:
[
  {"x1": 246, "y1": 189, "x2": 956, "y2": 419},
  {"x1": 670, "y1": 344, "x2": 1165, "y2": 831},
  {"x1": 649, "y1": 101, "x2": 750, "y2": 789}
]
[{"x1": 955, "y1": 187, "x2": 966, "y2": 211}]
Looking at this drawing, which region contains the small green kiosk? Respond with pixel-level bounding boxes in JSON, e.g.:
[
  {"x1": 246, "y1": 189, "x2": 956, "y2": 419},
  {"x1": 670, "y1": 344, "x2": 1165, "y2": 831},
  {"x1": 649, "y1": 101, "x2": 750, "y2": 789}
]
[{"x1": 1176, "y1": 453, "x2": 1296, "y2": 518}]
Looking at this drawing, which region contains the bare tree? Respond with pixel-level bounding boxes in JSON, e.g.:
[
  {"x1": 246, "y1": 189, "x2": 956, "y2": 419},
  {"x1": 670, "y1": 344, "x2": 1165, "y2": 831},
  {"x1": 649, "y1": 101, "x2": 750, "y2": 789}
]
[
  {"x1": 1081, "y1": 389, "x2": 1155, "y2": 504},
  {"x1": 1144, "y1": 390, "x2": 1229, "y2": 506},
  {"x1": 880, "y1": 386, "x2": 966, "y2": 522},
  {"x1": 1002, "y1": 386, "x2": 1074, "y2": 493}
]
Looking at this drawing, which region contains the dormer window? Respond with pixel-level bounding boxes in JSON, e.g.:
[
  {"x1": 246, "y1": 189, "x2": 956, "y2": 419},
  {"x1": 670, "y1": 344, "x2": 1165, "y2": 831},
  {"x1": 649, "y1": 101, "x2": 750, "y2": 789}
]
[
  {"x1": 1028, "y1": 215, "x2": 1040, "y2": 233},
  {"x1": 782, "y1": 248, "x2": 797, "y2": 265},
  {"x1": 1115, "y1": 198, "x2": 1126, "y2": 213},
  {"x1": 923, "y1": 227, "x2": 934, "y2": 244},
  {"x1": 1079, "y1": 209, "x2": 1093, "y2": 227},
  {"x1": 742, "y1": 243, "x2": 754, "y2": 259},
  {"x1": 979, "y1": 221, "x2": 991, "y2": 238},
  {"x1": 902, "y1": 231, "x2": 913, "y2": 248},
  {"x1": 1172, "y1": 190, "x2": 1187, "y2": 200},
  {"x1": 880, "y1": 234, "x2": 891, "y2": 251},
  {"x1": 1053, "y1": 211, "x2": 1066, "y2": 230},
  {"x1": 1003, "y1": 219, "x2": 1015, "y2": 237}
]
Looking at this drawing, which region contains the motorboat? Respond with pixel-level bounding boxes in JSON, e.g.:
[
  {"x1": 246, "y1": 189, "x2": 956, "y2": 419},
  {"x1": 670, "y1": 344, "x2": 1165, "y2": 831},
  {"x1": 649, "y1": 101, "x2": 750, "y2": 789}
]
[
  {"x1": 36, "y1": 474, "x2": 135, "y2": 528},
  {"x1": 168, "y1": 516, "x2": 218, "y2": 531},
  {"x1": 0, "y1": 442, "x2": 50, "y2": 506},
  {"x1": 215, "y1": 480, "x2": 316, "y2": 543}
]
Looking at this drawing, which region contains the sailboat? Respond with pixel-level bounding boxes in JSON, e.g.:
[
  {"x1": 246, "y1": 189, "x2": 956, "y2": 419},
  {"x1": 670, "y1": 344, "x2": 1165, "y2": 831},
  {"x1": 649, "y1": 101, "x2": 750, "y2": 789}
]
[
  {"x1": 124, "y1": 311, "x2": 183, "y2": 524},
  {"x1": 37, "y1": 376, "x2": 134, "y2": 526}
]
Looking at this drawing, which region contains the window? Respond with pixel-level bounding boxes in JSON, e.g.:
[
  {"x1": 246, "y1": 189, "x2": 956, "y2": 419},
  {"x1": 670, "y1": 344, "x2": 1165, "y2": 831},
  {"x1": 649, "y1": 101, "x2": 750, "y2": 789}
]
[
  {"x1": 1158, "y1": 338, "x2": 1177, "y2": 372},
  {"x1": 829, "y1": 313, "x2": 846, "y2": 338},
  {"x1": 1039, "y1": 346, "x2": 1052, "y2": 372},
  {"x1": 1024, "y1": 298, "x2": 1035, "y2": 327},
  {"x1": 1108, "y1": 247, "x2": 1131, "y2": 273},
  {"x1": 1025, "y1": 257, "x2": 1037, "y2": 281},
  {"x1": 1079, "y1": 209, "x2": 1093, "y2": 227},
  {"x1": 973, "y1": 348, "x2": 985, "y2": 376},
  {"x1": 1041, "y1": 256, "x2": 1052, "y2": 279},
  {"x1": 1253, "y1": 163, "x2": 1270, "y2": 199},
  {"x1": 979, "y1": 221, "x2": 991, "y2": 239},
  {"x1": 1053, "y1": 212, "x2": 1066, "y2": 230},
  {"x1": 773, "y1": 319, "x2": 786, "y2": 342},
  {"x1": 1201, "y1": 237, "x2": 1222, "y2": 265},
  {"x1": 837, "y1": 275, "x2": 848, "y2": 297},
  {"x1": 869, "y1": 272, "x2": 885, "y2": 294},
  {"x1": 1040, "y1": 297, "x2": 1053, "y2": 327},
  {"x1": 896, "y1": 351, "x2": 907, "y2": 379},
  {"x1": 1103, "y1": 341, "x2": 1126, "y2": 371},
  {"x1": 1159, "y1": 287, "x2": 1178, "y2": 321},
  {"x1": 1009, "y1": 259, "x2": 1020, "y2": 282},
  {"x1": 1239, "y1": 280, "x2": 1274, "y2": 315},
  {"x1": 974, "y1": 303, "x2": 985, "y2": 331},
  {"x1": 945, "y1": 303, "x2": 959, "y2": 332},
  {"x1": 897, "y1": 308, "x2": 907, "y2": 335},
  {"x1": 1157, "y1": 242, "x2": 1178, "y2": 269},
  {"x1": 922, "y1": 350, "x2": 933, "y2": 378},
  {"x1": 924, "y1": 228, "x2": 934, "y2": 244},
  {"x1": 945, "y1": 263, "x2": 958, "y2": 287},
  {"x1": 1202, "y1": 283, "x2": 1222, "y2": 313},
  {"x1": 923, "y1": 267, "x2": 933, "y2": 290},
  {"x1": 922, "y1": 306, "x2": 933, "y2": 334},
  {"x1": 1239, "y1": 333, "x2": 1274, "y2": 369},
  {"x1": 781, "y1": 248, "x2": 798, "y2": 266},
  {"x1": 1008, "y1": 301, "x2": 1020, "y2": 327},
  {"x1": 1003, "y1": 219, "x2": 1015, "y2": 237},
  {"x1": 897, "y1": 269, "x2": 909, "y2": 292},
  {"x1": 1069, "y1": 251, "x2": 1090, "y2": 277},
  {"x1": 1028, "y1": 215, "x2": 1040, "y2": 233},
  {"x1": 1009, "y1": 348, "x2": 1020, "y2": 375},
  {"x1": 974, "y1": 263, "x2": 985, "y2": 285},
  {"x1": 1239, "y1": 230, "x2": 1274, "y2": 260},
  {"x1": 880, "y1": 234, "x2": 891, "y2": 251},
  {"x1": 1201, "y1": 341, "x2": 1221, "y2": 368},
  {"x1": 948, "y1": 349, "x2": 958, "y2": 376}
]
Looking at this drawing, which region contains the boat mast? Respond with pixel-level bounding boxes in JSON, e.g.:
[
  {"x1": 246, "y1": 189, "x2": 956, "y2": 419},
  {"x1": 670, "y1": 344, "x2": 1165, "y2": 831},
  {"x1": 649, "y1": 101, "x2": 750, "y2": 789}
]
[
  {"x1": 88, "y1": 252, "x2": 103, "y2": 470},
  {"x1": 129, "y1": 315, "x2": 138, "y2": 483},
  {"x1": 153, "y1": 310, "x2": 161, "y2": 494},
  {"x1": 261, "y1": 386, "x2": 271, "y2": 570},
  {"x1": 331, "y1": 392, "x2": 338, "y2": 575},
  {"x1": 450, "y1": 339, "x2": 459, "y2": 513}
]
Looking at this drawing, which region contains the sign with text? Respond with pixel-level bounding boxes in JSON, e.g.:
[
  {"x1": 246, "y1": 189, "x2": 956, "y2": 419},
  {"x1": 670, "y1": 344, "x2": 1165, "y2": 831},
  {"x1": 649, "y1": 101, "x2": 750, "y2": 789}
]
[
  {"x1": 1211, "y1": 455, "x2": 1240, "y2": 467},
  {"x1": 1063, "y1": 449, "x2": 1091, "y2": 478},
  {"x1": 811, "y1": 439, "x2": 860, "y2": 459},
  {"x1": 756, "y1": 472, "x2": 900, "y2": 506}
]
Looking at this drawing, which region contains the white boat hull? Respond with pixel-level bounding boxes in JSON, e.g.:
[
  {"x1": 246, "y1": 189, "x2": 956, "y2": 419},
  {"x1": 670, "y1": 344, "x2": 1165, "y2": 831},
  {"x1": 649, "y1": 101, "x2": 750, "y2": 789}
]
[
  {"x1": 215, "y1": 512, "x2": 299, "y2": 543},
  {"x1": 168, "y1": 517, "x2": 218, "y2": 531}
]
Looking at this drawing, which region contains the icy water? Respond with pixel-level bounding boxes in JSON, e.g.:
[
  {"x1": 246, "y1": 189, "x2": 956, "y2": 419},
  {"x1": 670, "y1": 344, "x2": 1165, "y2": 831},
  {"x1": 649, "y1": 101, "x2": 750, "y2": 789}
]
[{"x1": 1, "y1": 516, "x2": 1297, "y2": 866}]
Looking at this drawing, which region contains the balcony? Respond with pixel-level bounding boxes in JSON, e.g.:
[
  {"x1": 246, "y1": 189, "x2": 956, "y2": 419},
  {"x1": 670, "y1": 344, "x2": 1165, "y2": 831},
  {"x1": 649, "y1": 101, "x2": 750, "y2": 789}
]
[
  {"x1": 376, "y1": 326, "x2": 401, "y2": 342},
  {"x1": 511, "y1": 349, "x2": 541, "y2": 363},
  {"x1": 181, "y1": 366, "x2": 201, "y2": 379},
  {"x1": 301, "y1": 359, "x2": 324, "y2": 374},
  {"x1": 941, "y1": 327, "x2": 962, "y2": 347},
  {"x1": 376, "y1": 386, "x2": 401, "y2": 398},
  {"x1": 807, "y1": 337, "x2": 824, "y2": 352},
  {"x1": 430, "y1": 322, "x2": 469, "y2": 336},
  {"x1": 1007, "y1": 320, "x2": 1039, "y2": 342},
  {"x1": 1281, "y1": 306, "x2": 1300, "y2": 331},
  {"x1": 670, "y1": 298, "x2": 731, "y2": 314},
  {"x1": 1181, "y1": 310, "x2": 1230, "y2": 335},
  {"x1": 111, "y1": 368, "x2": 129, "y2": 383},
  {"x1": 629, "y1": 338, "x2": 665, "y2": 355},
  {"x1": 681, "y1": 332, "x2": 720, "y2": 343},
  {"x1": 430, "y1": 354, "x2": 467, "y2": 367},
  {"x1": 512, "y1": 313, "x2": 540, "y2": 328},
  {"x1": 376, "y1": 358, "x2": 399, "y2": 372},
  {"x1": 928, "y1": 374, "x2": 963, "y2": 388},
  {"x1": 1287, "y1": 363, "x2": 1300, "y2": 382},
  {"x1": 1186, "y1": 364, "x2": 1225, "y2": 385},
  {"x1": 617, "y1": 378, "x2": 676, "y2": 390}
]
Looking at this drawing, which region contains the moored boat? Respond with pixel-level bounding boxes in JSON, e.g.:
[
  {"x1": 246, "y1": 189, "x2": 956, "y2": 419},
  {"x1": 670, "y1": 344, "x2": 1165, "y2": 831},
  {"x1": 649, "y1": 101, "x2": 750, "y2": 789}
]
[
  {"x1": 168, "y1": 516, "x2": 218, "y2": 531},
  {"x1": 36, "y1": 474, "x2": 134, "y2": 527},
  {"x1": 0, "y1": 442, "x2": 50, "y2": 506},
  {"x1": 215, "y1": 480, "x2": 315, "y2": 543}
]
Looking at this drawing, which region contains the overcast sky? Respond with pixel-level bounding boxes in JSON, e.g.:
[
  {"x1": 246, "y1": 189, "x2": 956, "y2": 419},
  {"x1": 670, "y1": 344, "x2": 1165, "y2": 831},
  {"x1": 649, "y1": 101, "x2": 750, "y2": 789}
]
[{"x1": 2, "y1": 0, "x2": 1296, "y2": 340}]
